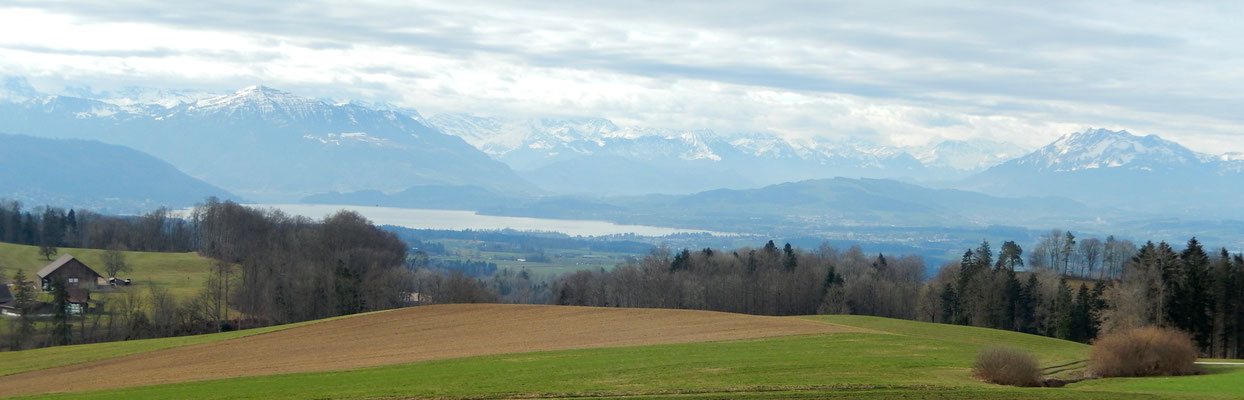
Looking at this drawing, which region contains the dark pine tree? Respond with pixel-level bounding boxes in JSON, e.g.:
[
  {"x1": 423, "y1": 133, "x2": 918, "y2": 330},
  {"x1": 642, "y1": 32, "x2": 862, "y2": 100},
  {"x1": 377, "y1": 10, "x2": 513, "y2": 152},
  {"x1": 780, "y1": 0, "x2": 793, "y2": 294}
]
[
  {"x1": 1018, "y1": 273, "x2": 1041, "y2": 334},
  {"x1": 1001, "y1": 270, "x2": 1021, "y2": 331},
  {"x1": 1180, "y1": 238, "x2": 1214, "y2": 351},
  {"x1": 51, "y1": 278, "x2": 72, "y2": 346},
  {"x1": 783, "y1": 243, "x2": 797, "y2": 271},
  {"x1": 939, "y1": 283, "x2": 957, "y2": 324}
]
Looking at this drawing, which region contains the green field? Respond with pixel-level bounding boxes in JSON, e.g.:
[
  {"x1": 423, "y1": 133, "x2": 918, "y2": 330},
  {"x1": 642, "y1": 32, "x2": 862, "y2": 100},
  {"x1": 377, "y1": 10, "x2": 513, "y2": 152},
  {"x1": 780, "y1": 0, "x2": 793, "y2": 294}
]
[
  {"x1": 5, "y1": 310, "x2": 1239, "y2": 399},
  {"x1": 432, "y1": 238, "x2": 638, "y2": 275},
  {"x1": 0, "y1": 242, "x2": 215, "y2": 300}
]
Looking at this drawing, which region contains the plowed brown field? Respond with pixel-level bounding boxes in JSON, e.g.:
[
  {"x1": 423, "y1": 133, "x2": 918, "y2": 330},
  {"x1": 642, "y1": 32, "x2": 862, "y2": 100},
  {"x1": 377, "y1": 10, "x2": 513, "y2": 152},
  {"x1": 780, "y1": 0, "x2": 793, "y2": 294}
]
[{"x1": 0, "y1": 304, "x2": 866, "y2": 396}]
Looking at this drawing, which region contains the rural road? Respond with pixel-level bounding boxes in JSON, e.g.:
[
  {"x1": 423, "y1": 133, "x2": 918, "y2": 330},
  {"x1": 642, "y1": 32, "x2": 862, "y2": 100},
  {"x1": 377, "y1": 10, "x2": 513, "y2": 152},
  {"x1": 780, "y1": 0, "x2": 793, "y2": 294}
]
[{"x1": 1196, "y1": 361, "x2": 1244, "y2": 365}]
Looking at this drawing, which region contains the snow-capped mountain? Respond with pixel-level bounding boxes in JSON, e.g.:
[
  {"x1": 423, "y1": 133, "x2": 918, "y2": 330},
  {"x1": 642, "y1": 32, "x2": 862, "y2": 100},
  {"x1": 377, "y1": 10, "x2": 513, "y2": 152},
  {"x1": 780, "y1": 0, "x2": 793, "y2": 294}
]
[
  {"x1": 426, "y1": 114, "x2": 1020, "y2": 194},
  {"x1": 910, "y1": 139, "x2": 1029, "y2": 172},
  {"x1": 1009, "y1": 128, "x2": 1201, "y2": 172},
  {"x1": 0, "y1": 85, "x2": 531, "y2": 201},
  {"x1": 63, "y1": 85, "x2": 222, "y2": 110},
  {"x1": 966, "y1": 128, "x2": 1244, "y2": 214}
]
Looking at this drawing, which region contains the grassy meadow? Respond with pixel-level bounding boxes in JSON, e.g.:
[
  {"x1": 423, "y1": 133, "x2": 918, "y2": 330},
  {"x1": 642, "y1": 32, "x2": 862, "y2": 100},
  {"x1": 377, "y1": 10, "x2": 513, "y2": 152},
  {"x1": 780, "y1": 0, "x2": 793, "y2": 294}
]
[
  {"x1": 432, "y1": 238, "x2": 638, "y2": 275},
  {"x1": 0, "y1": 242, "x2": 216, "y2": 300},
  {"x1": 2, "y1": 309, "x2": 1236, "y2": 399}
]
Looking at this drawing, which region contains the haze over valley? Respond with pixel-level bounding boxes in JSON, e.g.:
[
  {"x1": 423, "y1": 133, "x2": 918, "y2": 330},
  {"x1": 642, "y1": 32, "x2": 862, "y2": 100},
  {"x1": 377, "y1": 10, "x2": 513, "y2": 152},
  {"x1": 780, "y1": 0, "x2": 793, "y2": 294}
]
[{"x1": 2, "y1": 78, "x2": 1241, "y2": 257}]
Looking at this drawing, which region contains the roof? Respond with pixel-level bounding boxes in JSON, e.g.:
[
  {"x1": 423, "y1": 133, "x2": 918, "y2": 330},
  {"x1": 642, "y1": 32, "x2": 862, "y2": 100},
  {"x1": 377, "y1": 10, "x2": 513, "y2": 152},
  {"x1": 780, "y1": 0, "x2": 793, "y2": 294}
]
[
  {"x1": 37, "y1": 254, "x2": 102, "y2": 280},
  {"x1": 0, "y1": 284, "x2": 12, "y2": 304}
]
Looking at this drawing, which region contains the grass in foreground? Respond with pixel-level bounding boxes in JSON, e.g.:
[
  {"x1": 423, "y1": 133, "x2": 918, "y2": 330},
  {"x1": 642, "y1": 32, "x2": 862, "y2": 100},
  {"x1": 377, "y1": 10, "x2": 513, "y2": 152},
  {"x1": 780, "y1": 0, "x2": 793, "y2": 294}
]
[
  {"x1": 8, "y1": 312, "x2": 1242, "y2": 400},
  {"x1": 803, "y1": 315, "x2": 1089, "y2": 366},
  {"x1": 13, "y1": 315, "x2": 1094, "y2": 400},
  {"x1": 1068, "y1": 365, "x2": 1244, "y2": 399}
]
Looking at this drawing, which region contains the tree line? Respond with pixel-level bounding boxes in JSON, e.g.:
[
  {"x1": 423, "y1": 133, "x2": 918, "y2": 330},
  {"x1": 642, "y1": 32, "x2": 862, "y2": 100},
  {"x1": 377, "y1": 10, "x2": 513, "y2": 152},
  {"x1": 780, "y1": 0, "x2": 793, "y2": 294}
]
[
  {"x1": 550, "y1": 241, "x2": 923, "y2": 318},
  {"x1": 0, "y1": 200, "x2": 196, "y2": 254},
  {"x1": 544, "y1": 235, "x2": 1243, "y2": 358}
]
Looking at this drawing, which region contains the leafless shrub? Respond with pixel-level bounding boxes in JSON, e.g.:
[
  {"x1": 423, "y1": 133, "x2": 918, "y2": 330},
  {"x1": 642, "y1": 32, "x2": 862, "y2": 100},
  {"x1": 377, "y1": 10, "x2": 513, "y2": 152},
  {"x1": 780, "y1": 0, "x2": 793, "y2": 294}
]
[
  {"x1": 1089, "y1": 326, "x2": 1200, "y2": 377},
  {"x1": 973, "y1": 346, "x2": 1042, "y2": 387}
]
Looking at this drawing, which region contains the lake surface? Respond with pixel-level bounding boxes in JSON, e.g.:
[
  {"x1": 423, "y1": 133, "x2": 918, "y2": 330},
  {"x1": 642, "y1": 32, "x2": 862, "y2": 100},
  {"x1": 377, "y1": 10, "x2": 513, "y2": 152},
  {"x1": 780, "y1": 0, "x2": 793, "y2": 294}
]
[{"x1": 250, "y1": 204, "x2": 734, "y2": 237}]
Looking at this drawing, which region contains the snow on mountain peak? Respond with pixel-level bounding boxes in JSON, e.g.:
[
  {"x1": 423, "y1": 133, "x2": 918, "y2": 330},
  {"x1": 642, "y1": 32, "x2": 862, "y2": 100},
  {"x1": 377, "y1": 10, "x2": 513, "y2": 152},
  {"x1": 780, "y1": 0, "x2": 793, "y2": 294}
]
[
  {"x1": 1018, "y1": 128, "x2": 1199, "y2": 172},
  {"x1": 183, "y1": 85, "x2": 329, "y2": 118},
  {"x1": 911, "y1": 139, "x2": 1029, "y2": 171}
]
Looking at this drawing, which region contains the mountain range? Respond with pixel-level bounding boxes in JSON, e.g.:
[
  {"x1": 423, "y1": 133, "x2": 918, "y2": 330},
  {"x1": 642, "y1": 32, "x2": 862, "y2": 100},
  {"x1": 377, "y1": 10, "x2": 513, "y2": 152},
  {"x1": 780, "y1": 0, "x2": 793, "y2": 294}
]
[
  {"x1": 0, "y1": 80, "x2": 528, "y2": 201},
  {"x1": 968, "y1": 128, "x2": 1244, "y2": 215},
  {"x1": 427, "y1": 114, "x2": 1029, "y2": 194},
  {"x1": 0, "y1": 133, "x2": 233, "y2": 211},
  {"x1": 2, "y1": 77, "x2": 1242, "y2": 244}
]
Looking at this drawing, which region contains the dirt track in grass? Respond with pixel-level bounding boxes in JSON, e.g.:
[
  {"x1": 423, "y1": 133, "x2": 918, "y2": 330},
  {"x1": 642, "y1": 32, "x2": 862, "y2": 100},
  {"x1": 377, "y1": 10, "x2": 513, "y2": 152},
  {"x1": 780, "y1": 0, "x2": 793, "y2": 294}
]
[{"x1": 0, "y1": 304, "x2": 867, "y2": 396}]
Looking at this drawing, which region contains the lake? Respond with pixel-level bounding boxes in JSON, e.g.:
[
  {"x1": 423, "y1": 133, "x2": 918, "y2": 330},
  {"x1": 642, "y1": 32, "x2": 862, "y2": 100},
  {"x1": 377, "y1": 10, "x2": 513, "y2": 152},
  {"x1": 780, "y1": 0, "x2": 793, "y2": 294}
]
[{"x1": 249, "y1": 204, "x2": 735, "y2": 237}]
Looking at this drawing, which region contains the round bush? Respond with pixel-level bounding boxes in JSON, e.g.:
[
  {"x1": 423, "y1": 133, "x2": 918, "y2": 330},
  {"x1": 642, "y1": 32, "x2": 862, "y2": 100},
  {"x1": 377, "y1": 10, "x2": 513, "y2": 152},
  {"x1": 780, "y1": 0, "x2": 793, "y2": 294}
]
[
  {"x1": 973, "y1": 346, "x2": 1042, "y2": 387},
  {"x1": 1089, "y1": 326, "x2": 1200, "y2": 378}
]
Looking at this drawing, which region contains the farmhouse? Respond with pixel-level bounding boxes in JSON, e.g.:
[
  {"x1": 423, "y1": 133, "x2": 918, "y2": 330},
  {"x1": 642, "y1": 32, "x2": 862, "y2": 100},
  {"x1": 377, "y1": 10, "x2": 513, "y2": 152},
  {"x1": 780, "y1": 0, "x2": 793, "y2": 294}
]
[{"x1": 37, "y1": 254, "x2": 105, "y2": 291}]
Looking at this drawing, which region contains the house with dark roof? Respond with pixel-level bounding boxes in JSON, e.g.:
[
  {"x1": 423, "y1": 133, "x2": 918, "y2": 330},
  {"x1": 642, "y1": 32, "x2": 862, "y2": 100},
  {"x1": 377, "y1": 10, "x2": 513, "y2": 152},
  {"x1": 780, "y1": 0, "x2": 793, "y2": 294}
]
[{"x1": 37, "y1": 254, "x2": 105, "y2": 292}]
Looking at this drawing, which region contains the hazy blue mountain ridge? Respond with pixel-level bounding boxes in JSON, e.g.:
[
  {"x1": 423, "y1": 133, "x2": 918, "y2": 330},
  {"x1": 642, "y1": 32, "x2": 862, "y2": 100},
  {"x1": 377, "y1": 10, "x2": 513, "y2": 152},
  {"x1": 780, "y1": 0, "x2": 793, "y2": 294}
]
[{"x1": 0, "y1": 133, "x2": 235, "y2": 212}]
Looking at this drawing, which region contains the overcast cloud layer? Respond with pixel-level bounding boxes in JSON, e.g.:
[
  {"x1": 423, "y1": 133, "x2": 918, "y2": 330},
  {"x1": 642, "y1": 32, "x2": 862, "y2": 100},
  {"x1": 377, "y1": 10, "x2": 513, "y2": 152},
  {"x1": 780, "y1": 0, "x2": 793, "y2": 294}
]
[{"x1": 2, "y1": 1, "x2": 1242, "y2": 152}]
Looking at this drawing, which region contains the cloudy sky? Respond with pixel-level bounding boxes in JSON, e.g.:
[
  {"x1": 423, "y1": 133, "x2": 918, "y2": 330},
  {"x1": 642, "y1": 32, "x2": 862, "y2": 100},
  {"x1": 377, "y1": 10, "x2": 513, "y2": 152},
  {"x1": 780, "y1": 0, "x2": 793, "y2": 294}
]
[{"x1": 1, "y1": 1, "x2": 1242, "y2": 152}]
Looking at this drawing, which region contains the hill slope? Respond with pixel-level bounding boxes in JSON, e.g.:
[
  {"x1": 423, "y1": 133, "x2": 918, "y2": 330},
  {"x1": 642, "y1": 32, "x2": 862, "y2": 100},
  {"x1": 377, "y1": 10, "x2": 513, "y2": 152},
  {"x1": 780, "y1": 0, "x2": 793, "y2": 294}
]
[
  {"x1": 0, "y1": 134, "x2": 234, "y2": 211},
  {"x1": 3, "y1": 306, "x2": 1238, "y2": 399},
  {"x1": 0, "y1": 304, "x2": 847, "y2": 396}
]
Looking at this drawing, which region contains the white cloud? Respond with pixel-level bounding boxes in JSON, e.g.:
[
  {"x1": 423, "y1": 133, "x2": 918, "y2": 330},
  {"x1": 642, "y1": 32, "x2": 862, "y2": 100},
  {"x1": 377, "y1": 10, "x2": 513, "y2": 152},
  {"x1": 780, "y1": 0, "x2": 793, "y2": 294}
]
[{"x1": 1, "y1": 1, "x2": 1243, "y2": 153}]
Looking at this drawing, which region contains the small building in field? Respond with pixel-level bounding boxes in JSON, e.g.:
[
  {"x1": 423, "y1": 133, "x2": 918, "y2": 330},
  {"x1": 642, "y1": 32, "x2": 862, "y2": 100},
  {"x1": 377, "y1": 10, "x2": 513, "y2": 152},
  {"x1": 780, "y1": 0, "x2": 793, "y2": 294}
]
[
  {"x1": 37, "y1": 254, "x2": 105, "y2": 291},
  {"x1": 0, "y1": 284, "x2": 14, "y2": 317}
]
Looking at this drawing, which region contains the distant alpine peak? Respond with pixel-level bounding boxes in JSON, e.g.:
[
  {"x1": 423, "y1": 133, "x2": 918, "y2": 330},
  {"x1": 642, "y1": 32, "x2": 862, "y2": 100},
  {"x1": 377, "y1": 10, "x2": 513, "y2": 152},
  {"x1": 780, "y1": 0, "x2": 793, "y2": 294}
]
[
  {"x1": 1021, "y1": 128, "x2": 1199, "y2": 172},
  {"x1": 184, "y1": 85, "x2": 327, "y2": 116},
  {"x1": 223, "y1": 85, "x2": 299, "y2": 102}
]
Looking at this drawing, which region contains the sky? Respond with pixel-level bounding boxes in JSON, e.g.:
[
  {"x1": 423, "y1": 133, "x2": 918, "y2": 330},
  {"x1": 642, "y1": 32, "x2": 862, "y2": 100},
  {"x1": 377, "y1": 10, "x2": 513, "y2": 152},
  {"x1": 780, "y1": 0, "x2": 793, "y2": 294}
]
[{"x1": 1, "y1": 0, "x2": 1242, "y2": 153}]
